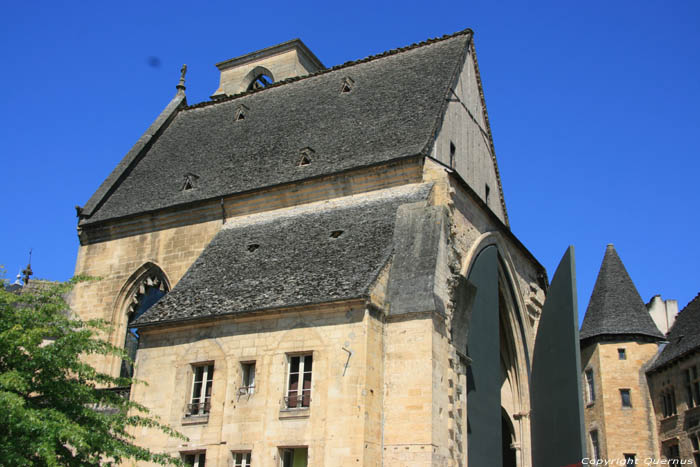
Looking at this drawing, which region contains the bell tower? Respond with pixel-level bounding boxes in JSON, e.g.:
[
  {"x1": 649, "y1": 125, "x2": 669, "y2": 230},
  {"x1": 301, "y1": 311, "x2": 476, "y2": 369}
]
[{"x1": 211, "y1": 38, "x2": 324, "y2": 98}]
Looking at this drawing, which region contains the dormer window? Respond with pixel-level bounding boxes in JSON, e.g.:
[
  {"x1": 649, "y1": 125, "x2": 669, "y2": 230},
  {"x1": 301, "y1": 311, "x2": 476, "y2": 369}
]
[
  {"x1": 181, "y1": 173, "x2": 199, "y2": 191},
  {"x1": 234, "y1": 104, "x2": 249, "y2": 121},
  {"x1": 297, "y1": 147, "x2": 315, "y2": 167},
  {"x1": 340, "y1": 77, "x2": 354, "y2": 94}
]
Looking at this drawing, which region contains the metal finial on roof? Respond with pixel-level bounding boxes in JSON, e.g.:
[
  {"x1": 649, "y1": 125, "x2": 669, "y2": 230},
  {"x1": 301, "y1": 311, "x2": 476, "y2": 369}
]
[
  {"x1": 21, "y1": 249, "x2": 33, "y2": 285},
  {"x1": 176, "y1": 64, "x2": 187, "y2": 92}
]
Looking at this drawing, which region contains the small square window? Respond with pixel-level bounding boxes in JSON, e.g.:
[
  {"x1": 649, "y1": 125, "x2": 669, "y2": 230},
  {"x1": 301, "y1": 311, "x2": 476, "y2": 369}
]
[
  {"x1": 183, "y1": 451, "x2": 206, "y2": 467},
  {"x1": 280, "y1": 447, "x2": 307, "y2": 467},
  {"x1": 618, "y1": 348, "x2": 627, "y2": 360},
  {"x1": 232, "y1": 451, "x2": 252, "y2": 467},
  {"x1": 623, "y1": 454, "x2": 636, "y2": 464},
  {"x1": 240, "y1": 362, "x2": 256, "y2": 396},
  {"x1": 620, "y1": 389, "x2": 632, "y2": 408}
]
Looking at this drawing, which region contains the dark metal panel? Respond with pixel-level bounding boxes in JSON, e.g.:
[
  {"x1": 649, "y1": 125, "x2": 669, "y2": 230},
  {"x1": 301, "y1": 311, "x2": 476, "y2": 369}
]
[
  {"x1": 530, "y1": 246, "x2": 585, "y2": 467},
  {"x1": 465, "y1": 245, "x2": 501, "y2": 466}
]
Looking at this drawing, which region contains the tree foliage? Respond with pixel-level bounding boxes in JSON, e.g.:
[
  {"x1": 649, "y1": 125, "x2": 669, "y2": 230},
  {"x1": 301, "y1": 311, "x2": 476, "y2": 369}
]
[{"x1": 0, "y1": 275, "x2": 185, "y2": 466}]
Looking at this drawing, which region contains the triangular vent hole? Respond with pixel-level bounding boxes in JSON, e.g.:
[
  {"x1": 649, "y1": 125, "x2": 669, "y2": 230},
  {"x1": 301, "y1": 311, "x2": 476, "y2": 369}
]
[
  {"x1": 247, "y1": 244, "x2": 259, "y2": 252},
  {"x1": 330, "y1": 230, "x2": 344, "y2": 238},
  {"x1": 298, "y1": 155, "x2": 311, "y2": 166}
]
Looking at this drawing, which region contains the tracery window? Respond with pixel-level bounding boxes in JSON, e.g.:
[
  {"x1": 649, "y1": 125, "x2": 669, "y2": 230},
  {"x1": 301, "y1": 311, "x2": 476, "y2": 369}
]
[{"x1": 120, "y1": 274, "x2": 167, "y2": 378}]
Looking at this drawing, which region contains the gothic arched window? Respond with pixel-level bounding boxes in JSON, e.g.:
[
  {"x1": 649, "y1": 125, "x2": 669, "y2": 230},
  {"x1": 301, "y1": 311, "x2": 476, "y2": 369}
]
[{"x1": 120, "y1": 274, "x2": 168, "y2": 378}]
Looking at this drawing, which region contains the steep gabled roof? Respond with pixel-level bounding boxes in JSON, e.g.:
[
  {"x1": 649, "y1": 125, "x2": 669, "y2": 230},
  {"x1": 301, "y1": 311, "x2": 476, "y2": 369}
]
[
  {"x1": 134, "y1": 183, "x2": 432, "y2": 327},
  {"x1": 81, "y1": 31, "x2": 473, "y2": 225},
  {"x1": 580, "y1": 244, "x2": 664, "y2": 343},
  {"x1": 648, "y1": 294, "x2": 700, "y2": 371}
]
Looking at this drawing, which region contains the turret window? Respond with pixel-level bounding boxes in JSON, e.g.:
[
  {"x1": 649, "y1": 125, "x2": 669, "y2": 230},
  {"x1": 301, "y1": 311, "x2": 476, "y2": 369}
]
[
  {"x1": 618, "y1": 348, "x2": 626, "y2": 360},
  {"x1": 585, "y1": 369, "x2": 596, "y2": 404},
  {"x1": 620, "y1": 388, "x2": 632, "y2": 408}
]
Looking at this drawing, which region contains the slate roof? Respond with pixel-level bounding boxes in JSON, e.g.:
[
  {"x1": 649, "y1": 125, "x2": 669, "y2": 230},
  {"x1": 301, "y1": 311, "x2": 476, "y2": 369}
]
[
  {"x1": 134, "y1": 183, "x2": 433, "y2": 326},
  {"x1": 82, "y1": 31, "x2": 473, "y2": 225},
  {"x1": 580, "y1": 244, "x2": 664, "y2": 343},
  {"x1": 648, "y1": 294, "x2": 700, "y2": 371}
]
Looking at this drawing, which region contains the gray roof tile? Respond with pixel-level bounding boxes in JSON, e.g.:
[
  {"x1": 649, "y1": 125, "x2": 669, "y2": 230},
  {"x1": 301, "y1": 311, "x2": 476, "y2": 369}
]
[
  {"x1": 648, "y1": 294, "x2": 700, "y2": 371},
  {"x1": 83, "y1": 32, "x2": 471, "y2": 225},
  {"x1": 134, "y1": 183, "x2": 433, "y2": 326},
  {"x1": 580, "y1": 244, "x2": 664, "y2": 343}
]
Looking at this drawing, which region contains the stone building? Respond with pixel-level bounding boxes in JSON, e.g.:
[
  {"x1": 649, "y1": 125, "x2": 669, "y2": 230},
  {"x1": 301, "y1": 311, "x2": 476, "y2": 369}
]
[
  {"x1": 647, "y1": 295, "x2": 700, "y2": 464},
  {"x1": 580, "y1": 244, "x2": 700, "y2": 465},
  {"x1": 70, "y1": 29, "x2": 578, "y2": 466}
]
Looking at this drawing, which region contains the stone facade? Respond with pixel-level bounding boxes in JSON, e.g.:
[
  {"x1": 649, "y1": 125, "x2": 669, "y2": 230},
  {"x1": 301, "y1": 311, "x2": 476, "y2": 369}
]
[{"x1": 71, "y1": 31, "x2": 551, "y2": 466}]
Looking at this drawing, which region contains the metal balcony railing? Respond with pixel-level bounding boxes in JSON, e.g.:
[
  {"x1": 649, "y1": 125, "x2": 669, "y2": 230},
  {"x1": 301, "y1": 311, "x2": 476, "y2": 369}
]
[
  {"x1": 186, "y1": 401, "x2": 211, "y2": 416},
  {"x1": 284, "y1": 392, "x2": 311, "y2": 409}
]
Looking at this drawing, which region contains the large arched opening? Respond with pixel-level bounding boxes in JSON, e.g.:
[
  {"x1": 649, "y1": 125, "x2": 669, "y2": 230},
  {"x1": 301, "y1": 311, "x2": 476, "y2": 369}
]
[
  {"x1": 458, "y1": 234, "x2": 533, "y2": 467},
  {"x1": 112, "y1": 263, "x2": 170, "y2": 378}
]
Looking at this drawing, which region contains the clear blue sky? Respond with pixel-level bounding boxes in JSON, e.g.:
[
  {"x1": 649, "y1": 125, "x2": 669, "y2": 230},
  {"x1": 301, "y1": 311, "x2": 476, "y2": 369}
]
[{"x1": 2, "y1": 1, "x2": 699, "y2": 323}]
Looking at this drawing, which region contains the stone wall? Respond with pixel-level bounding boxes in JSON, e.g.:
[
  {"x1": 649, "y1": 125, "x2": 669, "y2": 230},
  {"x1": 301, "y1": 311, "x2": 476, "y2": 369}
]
[{"x1": 582, "y1": 341, "x2": 660, "y2": 462}]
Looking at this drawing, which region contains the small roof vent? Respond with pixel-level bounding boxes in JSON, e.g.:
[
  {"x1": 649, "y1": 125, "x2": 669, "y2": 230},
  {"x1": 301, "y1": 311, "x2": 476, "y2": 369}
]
[
  {"x1": 247, "y1": 244, "x2": 260, "y2": 252},
  {"x1": 330, "y1": 230, "x2": 344, "y2": 238},
  {"x1": 234, "y1": 104, "x2": 249, "y2": 121},
  {"x1": 340, "y1": 77, "x2": 355, "y2": 94},
  {"x1": 181, "y1": 173, "x2": 199, "y2": 191},
  {"x1": 297, "y1": 147, "x2": 315, "y2": 167}
]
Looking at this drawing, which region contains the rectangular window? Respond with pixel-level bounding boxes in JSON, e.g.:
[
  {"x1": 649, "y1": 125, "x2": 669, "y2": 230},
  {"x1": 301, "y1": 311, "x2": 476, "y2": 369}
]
[
  {"x1": 661, "y1": 384, "x2": 677, "y2": 418},
  {"x1": 183, "y1": 452, "x2": 206, "y2": 467},
  {"x1": 232, "y1": 451, "x2": 252, "y2": 467},
  {"x1": 623, "y1": 454, "x2": 636, "y2": 464},
  {"x1": 187, "y1": 363, "x2": 213, "y2": 416},
  {"x1": 280, "y1": 447, "x2": 308, "y2": 467},
  {"x1": 618, "y1": 348, "x2": 627, "y2": 360},
  {"x1": 585, "y1": 369, "x2": 596, "y2": 403},
  {"x1": 240, "y1": 362, "x2": 256, "y2": 396},
  {"x1": 590, "y1": 430, "x2": 600, "y2": 461},
  {"x1": 286, "y1": 354, "x2": 312, "y2": 409},
  {"x1": 691, "y1": 433, "x2": 700, "y2": 466},
  {"x1": 665, "y1": 443, "x2": 680, "y2": 462},
  {"x1": 685, "y1": 366, "x2": 700, "y2": 408},
  {"x1": 620, "y1": 389, "x2": 632, "y2": 407}
]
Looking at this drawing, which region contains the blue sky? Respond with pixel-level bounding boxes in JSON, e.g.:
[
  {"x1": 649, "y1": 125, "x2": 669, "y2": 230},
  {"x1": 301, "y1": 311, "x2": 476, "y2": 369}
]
[{"x1": 2, "y1": 1, "x2": 699, "y2": 323}]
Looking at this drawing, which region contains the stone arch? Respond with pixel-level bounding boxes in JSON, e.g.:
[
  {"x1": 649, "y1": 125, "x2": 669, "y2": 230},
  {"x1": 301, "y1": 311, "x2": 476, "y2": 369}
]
[
  {"x1": 458, "y1": 233, "x2": 534, "y2": 466},
  {"x1": 111, "y1": 262, "x2": 171, "y2": 378},
  {"x1": 243, "y1": 65, "x2": 275, "y2": 91}
]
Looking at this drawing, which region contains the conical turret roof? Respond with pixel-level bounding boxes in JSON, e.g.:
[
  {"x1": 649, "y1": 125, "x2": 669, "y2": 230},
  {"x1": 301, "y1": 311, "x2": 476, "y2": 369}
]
[{"x1": 580, "y1": 244, "x2": 664, "y2": 343}]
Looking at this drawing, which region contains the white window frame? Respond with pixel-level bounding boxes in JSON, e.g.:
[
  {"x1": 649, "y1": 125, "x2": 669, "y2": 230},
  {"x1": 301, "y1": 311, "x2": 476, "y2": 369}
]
[
  {"x1": 285, "y1": 353, "x2": 312, "y2": 409},
  {"x1": 187, "y1": 363, "x2": 214, "y2": 416},
  {"x1": 183, "y1": 451, "x2": 206, "y2": 467},
  {"x1": 232, "y1": 450, "x2": 252, "y2": 467},
  {"x1": 240, "y1": 361, "x2": 256, "y2": 396}
]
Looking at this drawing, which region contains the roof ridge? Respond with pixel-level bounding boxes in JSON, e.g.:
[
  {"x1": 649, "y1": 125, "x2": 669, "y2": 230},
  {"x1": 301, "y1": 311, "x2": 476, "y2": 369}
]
[{"x1": 185, "y1": 29, "x2": 474, "y2": 111}]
